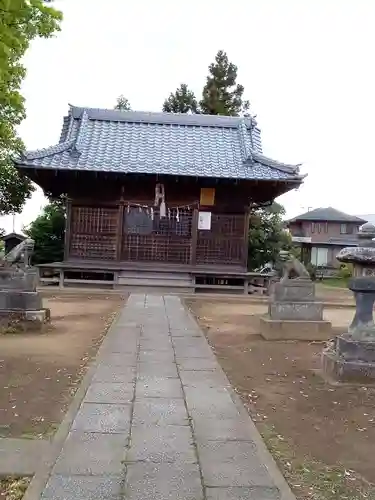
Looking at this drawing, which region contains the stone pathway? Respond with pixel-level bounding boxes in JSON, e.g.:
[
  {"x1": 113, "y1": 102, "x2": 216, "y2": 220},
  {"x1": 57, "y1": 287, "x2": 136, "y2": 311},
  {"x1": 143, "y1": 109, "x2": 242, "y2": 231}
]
[{"x1": 37, "y1": 294, "x2": 293, "y2": 500}]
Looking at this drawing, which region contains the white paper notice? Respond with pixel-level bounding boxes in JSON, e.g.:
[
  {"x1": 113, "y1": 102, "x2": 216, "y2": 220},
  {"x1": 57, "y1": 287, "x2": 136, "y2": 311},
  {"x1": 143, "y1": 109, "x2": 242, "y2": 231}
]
[{"x1": 198, "y1": 211, "x2": 212, "y2": 230}]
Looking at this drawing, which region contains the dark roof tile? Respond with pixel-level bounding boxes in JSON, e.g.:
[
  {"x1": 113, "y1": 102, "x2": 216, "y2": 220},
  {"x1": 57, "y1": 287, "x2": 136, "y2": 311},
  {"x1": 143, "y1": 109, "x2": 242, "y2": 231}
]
[{"x1": 288, "y1": 207, "x2": 367, "y2": 223}]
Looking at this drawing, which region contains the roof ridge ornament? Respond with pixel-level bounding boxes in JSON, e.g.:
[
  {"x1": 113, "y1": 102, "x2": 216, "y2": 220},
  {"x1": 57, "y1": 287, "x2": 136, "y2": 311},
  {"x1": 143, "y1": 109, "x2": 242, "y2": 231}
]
[
  {"x1": 71, "y1": 110, "x2": 89, "y2": 155},
  {"x1": 237, "y1": 119, "x2": 252, "y2": 162}
]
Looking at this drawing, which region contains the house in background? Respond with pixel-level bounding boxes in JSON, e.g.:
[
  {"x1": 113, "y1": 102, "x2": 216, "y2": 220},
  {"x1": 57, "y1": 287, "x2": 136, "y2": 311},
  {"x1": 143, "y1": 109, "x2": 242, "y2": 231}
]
[
  {"x1": 287, "y1": 207, "x2": 367, "y2": 274},
  {"x1": 358, "y1": 214, "x2": 375, "y2": 225}
]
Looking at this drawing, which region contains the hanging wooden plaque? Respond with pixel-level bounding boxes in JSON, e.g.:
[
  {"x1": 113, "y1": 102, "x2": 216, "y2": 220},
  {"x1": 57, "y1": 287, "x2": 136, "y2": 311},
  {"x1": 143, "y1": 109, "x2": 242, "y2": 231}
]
[{"x1": 200, "y1": 187, "x2": 215, "y2": 206}]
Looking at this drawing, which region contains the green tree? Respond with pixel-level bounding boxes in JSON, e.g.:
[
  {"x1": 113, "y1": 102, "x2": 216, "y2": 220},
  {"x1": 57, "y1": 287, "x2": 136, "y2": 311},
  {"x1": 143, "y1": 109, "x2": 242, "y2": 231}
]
[
  {"x1": 25, "y1": 200, "x2": 65, "y2": 264},
  {"x1": 200, "y1": 50, "x2": 250, "y2": 116},
  {"x1": 162, "y1": 51, "x2": 249, "y2": 116},
  {"x1": 0, "y1": 228, "x2": 4, "y2": 254},
  {"x1": 114, "y1": 95, "x2": 131, "y2": 111},
  {"x1": 162, "y1": 83, "x2": 199, "y2": 114},
  {"x1": 247, "y1": 202, "x2": 291, "y2": 270},
  {"x1": 0, "y1": 0, "x2": 62, "y2": 215}
]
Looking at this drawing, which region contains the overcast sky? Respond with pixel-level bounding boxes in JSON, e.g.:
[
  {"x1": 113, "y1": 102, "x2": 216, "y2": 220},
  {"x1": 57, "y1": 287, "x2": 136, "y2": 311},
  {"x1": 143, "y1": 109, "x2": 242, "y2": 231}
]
[{"x1": 2, "y1": 0, "x2": 375, "y2": 233}]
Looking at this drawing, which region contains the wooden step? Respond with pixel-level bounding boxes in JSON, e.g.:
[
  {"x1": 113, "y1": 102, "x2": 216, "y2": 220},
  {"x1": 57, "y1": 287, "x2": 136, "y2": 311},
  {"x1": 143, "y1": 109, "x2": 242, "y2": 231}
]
[
  {"x1": 117, "y1": 277, "x2": 193, "y2": 287},
  {"x1": 114, "y1": 285, "x2": 193, "y2": 294},
  {"x1": 118, "y1": 270, "x2": 192, "y2": 281}
]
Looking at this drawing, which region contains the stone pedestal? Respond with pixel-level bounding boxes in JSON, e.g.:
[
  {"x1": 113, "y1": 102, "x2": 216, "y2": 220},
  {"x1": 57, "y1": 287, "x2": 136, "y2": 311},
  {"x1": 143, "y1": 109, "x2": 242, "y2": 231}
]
[
  {"x1": 321, "y1": 223, "x2": 375, "y2": 384},
  {"x1": 260, "y1": 279, "x2": 332, "y2": 341},
  {"x1": 322, "y1": 336, "x2": 375, "y2": 383},
  {"x1": 0, "y1": 268, "x2": 49, "y2": 333}
]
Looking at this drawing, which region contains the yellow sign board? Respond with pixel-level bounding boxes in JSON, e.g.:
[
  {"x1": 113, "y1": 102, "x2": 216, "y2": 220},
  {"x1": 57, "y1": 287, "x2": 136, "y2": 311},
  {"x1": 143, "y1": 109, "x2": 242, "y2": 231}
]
[{"x1": 200, "y1": 188, "x2": 215, "y2": 206}]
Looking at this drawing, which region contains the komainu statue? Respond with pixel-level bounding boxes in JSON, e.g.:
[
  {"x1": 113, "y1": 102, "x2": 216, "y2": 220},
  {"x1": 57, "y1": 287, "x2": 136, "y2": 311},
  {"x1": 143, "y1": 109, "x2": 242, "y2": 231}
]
[
  {"x1": 0, "y1": 238, "x2": 35, "y2": 270},
  {"x1": 279, "y1": 250, "x2": 311, "y2": 283}
]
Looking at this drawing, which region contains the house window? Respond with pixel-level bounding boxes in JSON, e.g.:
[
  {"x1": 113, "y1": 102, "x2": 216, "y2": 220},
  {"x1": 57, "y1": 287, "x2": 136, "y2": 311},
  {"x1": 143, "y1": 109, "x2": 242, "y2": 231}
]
[
  {"x1": 340, "y1": 223, "x2": 347, "y2": 234},
  {"x1": 311, "y1": 247, "x2": 328, "y2": 267},
  {"x1": 311, "y1": 222, "x2": 315, "y2": 233},
  {"x1": 324, "y1": 222, "x2": 328, "y2": 233}
]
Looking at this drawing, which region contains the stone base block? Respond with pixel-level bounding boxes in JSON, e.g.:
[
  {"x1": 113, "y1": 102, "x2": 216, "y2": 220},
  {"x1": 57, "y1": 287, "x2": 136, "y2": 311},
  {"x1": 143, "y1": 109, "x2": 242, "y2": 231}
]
[
  {"x1": 260, "y1": 316, "x2": 332, "y2": 341},
  {"x1": 0, "y1": 308, "x2": 51, "y2": 333},
  {"x1": 336, "y1": 335, "x2": 375, "y2": 362},
  {"x1": 271, "y1": 279, "x2": 315, "y2": 302},
  {"x1": 322, "y1": 348, "x2": 375, "y2": 383},
  {"x1": 268, "y1": 301, "x2": 323, "y2": 321},
  {"x1": 0, "y1": 268, "x2": 38, "y2": 291},
  {"x1": 0, "y1": 290, "x2": 42, "y2": 311}
]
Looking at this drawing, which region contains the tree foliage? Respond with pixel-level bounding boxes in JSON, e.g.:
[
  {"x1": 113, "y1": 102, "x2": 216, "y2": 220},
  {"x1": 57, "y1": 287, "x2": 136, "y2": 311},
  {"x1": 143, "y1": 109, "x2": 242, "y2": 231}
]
[
  {"x1": 114, "y1": 95, "x2": 131, "y2": 111},
  {"x1": 200, "y1": 50, "x2": 249, "y2": 116},
  {"x1": 162, "y1": 50, "x2": 249, "y2": 116},
  {"x1": 25, "y1": 200, "x2": 65, "y2": 264},
  {"x1": 0, "y1": 0, "x2": 62, "y2": 215},
  {"x1": 162, "y1": 83, "x2": 198, "y2": 114},
  {"x1": 247, "y1": 203, "x2": 291, "y2": 270}
]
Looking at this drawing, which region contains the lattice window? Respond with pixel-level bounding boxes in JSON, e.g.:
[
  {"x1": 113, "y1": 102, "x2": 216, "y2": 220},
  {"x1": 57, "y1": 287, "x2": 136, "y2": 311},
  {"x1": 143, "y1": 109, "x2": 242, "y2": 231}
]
[
  {"x1": 122, "y1": 207, "x2": 193, "y2": 264},
  {"x1": 71, "y1": 207, "x2": 118, "y2": 234},
  {"x1": 196, "y1": 213, "x2": 245, "y2": 265},
  {"x1": 69, "y1": 206, "x2": 118, "y2": 260}
]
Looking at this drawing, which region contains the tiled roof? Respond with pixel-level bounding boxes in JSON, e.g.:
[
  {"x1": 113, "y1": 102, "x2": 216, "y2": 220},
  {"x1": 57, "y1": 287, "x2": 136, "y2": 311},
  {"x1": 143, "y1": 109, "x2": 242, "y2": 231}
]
[
  {"x1": 288, "y1": 207, "x2": 367, "y2": 223},
  {"x1": 15, "y1": 106, "x2": 304, "y2": 182}
]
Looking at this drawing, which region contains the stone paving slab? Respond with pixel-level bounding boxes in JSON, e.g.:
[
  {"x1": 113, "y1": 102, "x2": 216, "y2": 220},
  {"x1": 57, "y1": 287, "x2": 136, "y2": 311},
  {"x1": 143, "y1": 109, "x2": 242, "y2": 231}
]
[
  {"x1": 71, "y1": 403, "x2": 132, "y2": 433},
  {"x1": 126, "y1": 424, "x2": 197, "y2": 464},
  {"x1": 132, "y1": 398, "x2": 189, "y2": 426},
  {"x1": 52, "y1": 432, "x2": 127, "y2": 476},
  {"x1": 206, "y1": 486, "x2": 281, "y2": 500},
  {"x1": 177, "y1": 356, "x2": 218, "y2": 370},
  {"x1": 137, "y1": 360, "x2": 179, "y2": 378},
  {"x1": 41, "y1": 475, "x2": 123, "y2": 500},
  {"x1": 124, "y1": 463, "x2": 203, "y2": 500},
  {"x1": 197, "y1": 440, "x2": 275, "y2": 487},
  {"x1": 0, "y1": 438, "x2": 50, "y2": 476},
  {"x1": 136, "y1": 376, "x2": 183, "y2": 398},
  {"x1": 83, "y1": 382, "x2": 134, "y2": 405},
  {"x1": 30, "y1": 293, "x2": 294, "y2": 500},
  {"x1": 92, "y1": 364, "x2": 136, "y2": 383}
]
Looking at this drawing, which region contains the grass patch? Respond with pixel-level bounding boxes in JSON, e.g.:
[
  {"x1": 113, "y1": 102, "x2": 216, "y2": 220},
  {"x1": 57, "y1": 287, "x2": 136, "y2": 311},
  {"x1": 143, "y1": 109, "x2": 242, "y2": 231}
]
[
  {"x1": 321, "y1": 278, "x2": 348, "y2": 288},
  {"x1": 262, "y1": 426, "x2": 374, "y2": 500},
  {"x1": 0, "y1": 478, "x2": 30, "y2": 500}
]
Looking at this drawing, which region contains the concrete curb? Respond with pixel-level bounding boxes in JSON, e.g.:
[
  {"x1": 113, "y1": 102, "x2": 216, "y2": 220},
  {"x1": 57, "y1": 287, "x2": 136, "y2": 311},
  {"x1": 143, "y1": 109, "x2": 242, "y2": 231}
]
[
  {"x1": 182, "y1": 301, "x2": 297, "y2": 500},
  {"x1": 22, "y1": 310, "x2": 123, "y2": 500}
]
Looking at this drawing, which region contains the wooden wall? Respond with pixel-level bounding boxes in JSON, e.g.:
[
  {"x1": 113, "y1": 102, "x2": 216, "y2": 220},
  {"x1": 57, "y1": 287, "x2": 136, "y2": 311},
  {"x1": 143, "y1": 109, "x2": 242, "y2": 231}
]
[{"x1": 64, "y1": 176, "x2": 251, "y2": 268}]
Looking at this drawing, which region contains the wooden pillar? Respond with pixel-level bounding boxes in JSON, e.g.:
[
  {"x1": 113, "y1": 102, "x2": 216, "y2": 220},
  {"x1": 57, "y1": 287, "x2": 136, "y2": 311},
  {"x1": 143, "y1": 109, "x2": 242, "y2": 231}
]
[
  {"x1": 63, "y1": 198, "x2": 72, "y2": 261},
  {"x1": 242, "y1": 209, "x2": 250, "y2": 270},
  {"x1": 190, "y1": 208, "x2": 199, "y2": 266},
  {"x1": 116, "y1": 202, "x2": 125, "y2": 261},
  {"x1": 59, "y1": 269, "x2": 64, "y2": 289}
]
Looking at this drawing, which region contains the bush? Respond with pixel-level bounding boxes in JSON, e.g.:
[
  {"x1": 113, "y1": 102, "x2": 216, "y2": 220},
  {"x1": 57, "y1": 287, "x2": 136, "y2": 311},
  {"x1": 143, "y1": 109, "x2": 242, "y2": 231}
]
[
  {"x1": 306, "y1": 263, "x2": 317, "y2": 281},
  {"x1": 337, "y1": 264, "x2": 352, "y2": 280}
]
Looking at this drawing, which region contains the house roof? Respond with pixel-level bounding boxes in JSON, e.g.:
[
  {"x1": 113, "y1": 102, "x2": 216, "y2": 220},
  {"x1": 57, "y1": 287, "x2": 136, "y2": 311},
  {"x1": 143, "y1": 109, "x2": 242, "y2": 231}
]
[
  {"x1": 288, "y1": 207, "x2": 367, "y2": 224},
  {"x1": 1, "y1": 232, "x2": 26, "y2": 241},
  {"x1": 15, "y1": 106, "x2": 304, "y2": 183}
]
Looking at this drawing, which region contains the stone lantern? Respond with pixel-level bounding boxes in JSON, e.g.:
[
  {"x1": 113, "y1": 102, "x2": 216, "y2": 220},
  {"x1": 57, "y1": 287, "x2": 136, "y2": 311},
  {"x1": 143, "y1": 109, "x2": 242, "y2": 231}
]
[{"x1": 322, "y1": 223, "x2": 375, "y2": 382}]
